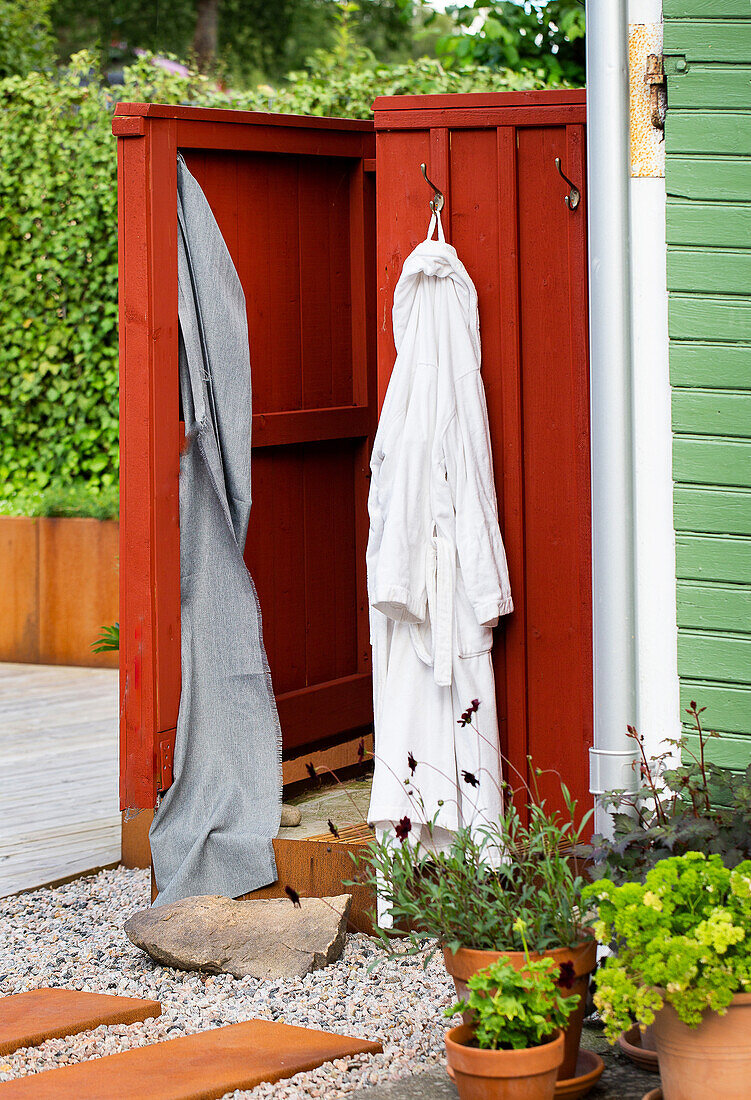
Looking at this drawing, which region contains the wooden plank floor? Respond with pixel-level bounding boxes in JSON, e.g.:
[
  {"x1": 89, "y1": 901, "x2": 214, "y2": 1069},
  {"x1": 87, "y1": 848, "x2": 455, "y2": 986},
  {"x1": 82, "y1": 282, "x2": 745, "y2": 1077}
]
[{"x1": 0, "y1": 663, "x2": 120, "y2": 897}]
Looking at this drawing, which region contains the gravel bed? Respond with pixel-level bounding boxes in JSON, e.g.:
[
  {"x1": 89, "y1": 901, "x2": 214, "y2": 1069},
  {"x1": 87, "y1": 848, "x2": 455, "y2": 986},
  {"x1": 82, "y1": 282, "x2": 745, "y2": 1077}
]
[{"x1": 0, "y1": 867, "x2": 454, "y2": 1097}]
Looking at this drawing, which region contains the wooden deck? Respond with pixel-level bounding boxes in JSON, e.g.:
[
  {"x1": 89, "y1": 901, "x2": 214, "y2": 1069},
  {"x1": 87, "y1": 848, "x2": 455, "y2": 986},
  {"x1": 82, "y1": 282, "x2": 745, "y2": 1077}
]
[{"x1": 0, "y1": 663, "x2": 120, "y2": 897}]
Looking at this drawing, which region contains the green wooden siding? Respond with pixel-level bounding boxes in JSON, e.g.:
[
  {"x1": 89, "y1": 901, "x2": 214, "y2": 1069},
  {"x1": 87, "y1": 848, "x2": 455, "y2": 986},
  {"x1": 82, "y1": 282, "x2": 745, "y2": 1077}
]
[{"x1": 665, "y1": 5, "x2": 751, "y2": 761}]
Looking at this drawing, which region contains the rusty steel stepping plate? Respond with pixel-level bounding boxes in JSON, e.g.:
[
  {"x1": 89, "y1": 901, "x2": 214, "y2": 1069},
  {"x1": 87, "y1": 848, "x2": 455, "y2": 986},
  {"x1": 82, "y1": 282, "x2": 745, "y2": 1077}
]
[
  {"x1": 0, "y1": 989, "x2": 162, "y2": 1057},
  {"x1": 0, "y1": 1018, "x2": 382, "y2": 1099}
]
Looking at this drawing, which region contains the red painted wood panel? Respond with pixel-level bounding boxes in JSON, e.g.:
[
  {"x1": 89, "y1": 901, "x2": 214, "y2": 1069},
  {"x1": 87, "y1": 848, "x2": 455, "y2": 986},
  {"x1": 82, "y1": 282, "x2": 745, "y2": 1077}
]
[
  {"x1": 116, "y1": 110, "x2": 375, "y2": 809},
  {"x1": 515, "y1": 125, "x2": 592, "y2": 814},
  {"x1": 374, "y1": 95, "x2": 592, "y2": 820},
  {"x1": 117, "y1": 118, "x2": 180, "y2": 810}
]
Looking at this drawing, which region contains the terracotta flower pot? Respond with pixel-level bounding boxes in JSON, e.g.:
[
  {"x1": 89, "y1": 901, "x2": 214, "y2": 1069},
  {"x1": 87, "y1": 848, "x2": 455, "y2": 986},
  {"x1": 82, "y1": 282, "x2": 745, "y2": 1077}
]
[
  {"x1": 445, "y1": 1024, "x2": 564, "y2": 1100},
  {"x1": 651, "y1": 992, "x2": 751, "y2": 1100},
  {"x1": 443, "y1": 939, "x2": 596, "y2": 1082}
]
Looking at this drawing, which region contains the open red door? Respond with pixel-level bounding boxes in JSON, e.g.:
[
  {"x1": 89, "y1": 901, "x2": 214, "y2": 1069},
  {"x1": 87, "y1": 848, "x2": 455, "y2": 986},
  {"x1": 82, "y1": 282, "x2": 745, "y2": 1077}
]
[{"x1": 115, "y1": 105, "x2": 376, "y2": 810}]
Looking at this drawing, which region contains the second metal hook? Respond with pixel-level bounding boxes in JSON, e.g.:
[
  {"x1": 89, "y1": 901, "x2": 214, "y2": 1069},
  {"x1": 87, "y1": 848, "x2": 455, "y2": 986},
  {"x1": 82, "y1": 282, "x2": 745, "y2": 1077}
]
[
  {"x1": 420, "y1": 162, "x2": 445, "y2": 214},
  {"x1": 555, "y1": 157, "x2": 580, "y2": 211}
]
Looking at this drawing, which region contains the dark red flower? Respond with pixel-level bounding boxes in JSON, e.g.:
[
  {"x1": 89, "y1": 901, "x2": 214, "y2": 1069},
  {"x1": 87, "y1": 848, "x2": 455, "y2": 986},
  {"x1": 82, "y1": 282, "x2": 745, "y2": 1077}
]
[
  {"x1": 285, "y1": 885, "x2": 301, "y2": 908},
  {"x1": 557, "y1": 961, "x2": 576, "y2": 990},
  {"x1": 458, "y1": 700, "x2": 481, "y2": 726},
  {"x1": 328, "y1": 818, "x2": 339, "y2": 839},
  {"x1": 357, "y1": 738, "x2": 365, "y2": 762},
  {"x1": 407, "y1": 751, "x2": 417, "y2": 775},
  {"x1": 461, "y1": 769, "x2": 479, "y2": 788},
  {"x1": 305, "y1": 762, "x2": 319, "y2": 784},
  {"x1": 395, "y1": 816, "x2": 412, "y2": 843}
]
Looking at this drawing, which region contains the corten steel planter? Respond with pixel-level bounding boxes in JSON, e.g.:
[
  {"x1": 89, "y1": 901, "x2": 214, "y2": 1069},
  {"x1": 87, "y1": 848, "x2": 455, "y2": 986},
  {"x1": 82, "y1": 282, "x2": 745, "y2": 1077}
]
[
  {"x1": 445, "y1": 1024, "x2": 564, "y2": 1100},
  {"x1": 651, "y1": 992, "x2": 751, "y2": 1100},
  {"x1": 0, "y1": 516, "x2": 118, "y2": 668},
  {"x1": 443, "y1": 939, "x2": 597, "y2": 1082}
]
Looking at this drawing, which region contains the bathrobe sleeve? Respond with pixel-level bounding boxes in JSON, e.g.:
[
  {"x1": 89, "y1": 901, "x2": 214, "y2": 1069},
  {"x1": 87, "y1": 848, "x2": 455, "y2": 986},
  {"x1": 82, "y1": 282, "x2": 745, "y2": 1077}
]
[
  {"x1": 445, "y1": 340, "x2": 513, "y2": 629},
  {"x1": 368, "y1": 371, "x2": 435, "y2": 625}
]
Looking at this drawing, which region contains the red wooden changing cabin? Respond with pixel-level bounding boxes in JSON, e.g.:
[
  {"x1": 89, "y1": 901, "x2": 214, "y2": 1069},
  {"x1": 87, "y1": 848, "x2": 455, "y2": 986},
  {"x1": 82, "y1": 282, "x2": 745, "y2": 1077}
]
[{"x1": 114, "y1": 89, "x2": 591, "y2": 826}]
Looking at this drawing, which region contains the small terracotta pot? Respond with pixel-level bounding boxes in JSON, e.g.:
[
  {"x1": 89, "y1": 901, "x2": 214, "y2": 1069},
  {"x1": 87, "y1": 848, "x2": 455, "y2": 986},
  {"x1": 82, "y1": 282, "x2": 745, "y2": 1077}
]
[
  {"x1": 443, "y1": 939, "x2": 596, "y2": 1082},
  {"x1": 651, "y1": 991, "x2": 751, "y2": 1100},
  {"x1": 445, "y1": 1024, "x2": 564, "y2": 1100}
]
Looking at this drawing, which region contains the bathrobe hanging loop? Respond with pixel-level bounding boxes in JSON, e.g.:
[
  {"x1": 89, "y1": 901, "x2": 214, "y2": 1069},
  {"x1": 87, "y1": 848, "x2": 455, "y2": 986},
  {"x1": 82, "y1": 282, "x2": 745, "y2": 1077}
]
[{"x1": 426, "y1": 209, "x2": 446, "y2": 243}]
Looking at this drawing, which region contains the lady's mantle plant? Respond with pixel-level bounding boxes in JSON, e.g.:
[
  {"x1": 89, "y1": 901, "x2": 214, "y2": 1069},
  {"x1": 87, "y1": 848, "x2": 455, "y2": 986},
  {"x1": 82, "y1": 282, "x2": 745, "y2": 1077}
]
[
  {"x1": 446, "y1": 921, "x2": 578, "y2": 1050},
  {"x1": 582, "y1": 851, "x2": 751, "y2": 1041}
]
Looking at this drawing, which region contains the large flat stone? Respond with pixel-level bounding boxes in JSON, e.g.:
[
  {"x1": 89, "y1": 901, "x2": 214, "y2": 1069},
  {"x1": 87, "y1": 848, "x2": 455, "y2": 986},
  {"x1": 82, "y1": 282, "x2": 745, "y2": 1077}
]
[{"x1": 125, "y1": 893, "x2": 351, "y2": 979}]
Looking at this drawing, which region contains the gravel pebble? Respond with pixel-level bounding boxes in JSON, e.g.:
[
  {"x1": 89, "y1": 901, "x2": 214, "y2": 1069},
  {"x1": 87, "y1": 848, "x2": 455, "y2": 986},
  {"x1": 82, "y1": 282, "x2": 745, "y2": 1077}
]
[{"x1": 0, "y1": 867, "x2": 453, "y2": 1097}]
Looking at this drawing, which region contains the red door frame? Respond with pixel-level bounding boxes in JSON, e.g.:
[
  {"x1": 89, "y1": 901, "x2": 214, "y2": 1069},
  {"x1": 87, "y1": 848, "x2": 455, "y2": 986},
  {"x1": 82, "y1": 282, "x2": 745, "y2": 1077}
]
[
  {"x1": 373, "y1": 90, "x2": 592, "y2": 817},
  {"x1": 115, "y1": 92, "x2": 592, "y2": 821}
]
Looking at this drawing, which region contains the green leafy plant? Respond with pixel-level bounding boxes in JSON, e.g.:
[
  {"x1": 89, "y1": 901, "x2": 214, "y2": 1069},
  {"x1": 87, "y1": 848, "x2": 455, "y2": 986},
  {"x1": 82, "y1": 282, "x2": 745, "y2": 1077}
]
[
  {"x1": 92, "y1": 621, "x2": 119, "y2": 653},
  {"x1": 356, "y1": 710, "x2": 592, "y2": 956},
  {"x1": 0, "y1": 482, "x2": 119, "y2": 518},
  {"x1": 582, "y1": 851, "x2": 751, "y2": 1040},
  {"x1": 446, "y1": 919, "x2": 578, "y2": 1050},
  {"x1": 587, "y1": 703, "x2": 751, "y2": 886}
]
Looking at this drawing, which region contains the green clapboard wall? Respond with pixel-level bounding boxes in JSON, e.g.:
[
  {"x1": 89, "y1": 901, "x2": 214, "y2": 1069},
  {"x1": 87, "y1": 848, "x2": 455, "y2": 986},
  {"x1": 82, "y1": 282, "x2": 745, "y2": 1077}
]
[{"x1": 664, "y1": 0, "x2": 751, "y2": 762}]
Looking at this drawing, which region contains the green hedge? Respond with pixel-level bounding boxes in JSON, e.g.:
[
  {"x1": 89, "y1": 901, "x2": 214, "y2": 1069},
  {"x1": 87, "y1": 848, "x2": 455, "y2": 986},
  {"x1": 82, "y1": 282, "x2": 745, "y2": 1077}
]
[{"x1": 0, "y1": 49, "x2": 555, "y2": 512}]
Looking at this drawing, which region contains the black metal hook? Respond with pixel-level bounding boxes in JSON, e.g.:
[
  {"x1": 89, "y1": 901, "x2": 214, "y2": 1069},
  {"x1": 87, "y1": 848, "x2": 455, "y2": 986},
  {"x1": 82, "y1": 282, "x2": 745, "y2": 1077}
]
[
  {"x1": 555, "y1": 157, "x2": 580, "y2": 211},
  {"x1": 420, "y1": 162, "x2": 445, "y2": 214}
]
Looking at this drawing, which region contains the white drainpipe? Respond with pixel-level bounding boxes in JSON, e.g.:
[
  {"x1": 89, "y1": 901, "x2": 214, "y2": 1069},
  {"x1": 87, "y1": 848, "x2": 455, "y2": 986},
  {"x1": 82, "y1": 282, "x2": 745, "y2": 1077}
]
[{"x1": 586, "y1": 0, "x2": 640, "y2": 832}]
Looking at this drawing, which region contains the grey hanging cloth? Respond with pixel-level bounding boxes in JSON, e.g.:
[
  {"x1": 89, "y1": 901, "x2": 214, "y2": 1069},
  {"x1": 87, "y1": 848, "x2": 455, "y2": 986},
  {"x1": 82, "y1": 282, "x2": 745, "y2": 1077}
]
[{"x1": 149, "y1": 155, "x2": 282, "y2": 906}]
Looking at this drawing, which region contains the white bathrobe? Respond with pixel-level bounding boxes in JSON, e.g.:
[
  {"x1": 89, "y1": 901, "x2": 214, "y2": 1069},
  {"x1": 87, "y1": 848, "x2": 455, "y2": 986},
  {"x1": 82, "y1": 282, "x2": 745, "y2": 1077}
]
[{"x1": 367, "y1": 214, "x2": 513, "y2": 848}]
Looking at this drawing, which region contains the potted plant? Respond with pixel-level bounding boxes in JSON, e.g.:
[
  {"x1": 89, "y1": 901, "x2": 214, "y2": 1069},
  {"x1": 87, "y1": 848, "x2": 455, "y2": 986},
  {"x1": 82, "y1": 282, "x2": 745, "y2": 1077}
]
[
  {"x1": 358, "y1": 743, "x2": 597, "y2": 1084},
  {"x1": 444, "y1": 920, "x2": 578, "y2": 1100},
  {"x1": 582, "y1": 850, "x2": 751, "y2": 1099},
  {"x1": 584, "y1": 703, "x2": 751, "y2": 1070}
]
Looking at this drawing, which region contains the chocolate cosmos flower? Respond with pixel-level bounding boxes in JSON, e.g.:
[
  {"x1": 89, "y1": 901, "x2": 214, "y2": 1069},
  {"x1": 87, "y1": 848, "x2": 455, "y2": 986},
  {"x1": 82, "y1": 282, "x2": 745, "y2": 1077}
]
[
  {"x1": 328, "y1": 818, "x2": 339, "y2": 838},
  {"x1": 285, "y1": 885, "x2": 301, "y2": 908},
  {"x1": 557, "y1": 961, "x2": 576, "y2": 990},
  {"x1": 395, "y1": 816, "x2": 412, "y2": 843},
  {"x1": 407, "y1": 751, "x2": 417, "y2": 775},
  {"x1": 461, "y1": 769, "x2": 479, "y2": 788}
]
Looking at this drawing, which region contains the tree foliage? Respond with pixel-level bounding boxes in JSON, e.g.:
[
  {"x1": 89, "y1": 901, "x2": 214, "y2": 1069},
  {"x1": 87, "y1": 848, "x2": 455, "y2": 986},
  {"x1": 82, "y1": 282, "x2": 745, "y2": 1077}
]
[
  {"x1": 434, "y1": 1, "x2": 585, "y2": 86},
  {"x1": 0, "y1": 0, "x2": 55, "y2": 78},
  {"x1": 48, "y1": 0, "x2": 417, "y2": 81}
]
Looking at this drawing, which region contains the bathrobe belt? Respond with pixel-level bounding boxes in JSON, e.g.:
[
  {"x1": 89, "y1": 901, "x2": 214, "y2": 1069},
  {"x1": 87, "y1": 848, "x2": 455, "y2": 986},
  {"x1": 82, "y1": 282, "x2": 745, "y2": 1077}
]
[{"x1": 410, "y1": 534, "x2": 455, "y2": 688}]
